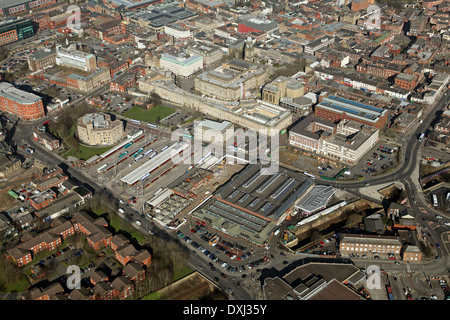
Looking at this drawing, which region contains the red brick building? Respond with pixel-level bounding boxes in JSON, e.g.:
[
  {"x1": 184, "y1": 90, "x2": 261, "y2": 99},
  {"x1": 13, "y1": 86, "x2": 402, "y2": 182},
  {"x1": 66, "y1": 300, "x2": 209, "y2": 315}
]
[
  {"x1": 394, "y1": 73, "x2": 418, "y2": 90},
  {"x1": 110, "y1": 74, "x2": 137, "y2": 93},
  {"x1": 115, "y1": 243, "x2": 137, "y2": 266},
  {"x1": 32, "y1": 13, "x2": 50, "y2": 31},
  {"x1": 109, "y1": 60, "x2": 130, "y2": 78},
  {"x1": 123, "y1": 262, "x2": 146, "y2": 282},
  {"x1": 112, "y1": 276, "x2": 134, "y2": 300},
  {"x1": 92, "y1": 282, "x2": 116, "y2": 300},
  {"x1": 110, "y1": 234, "x2": 129, "y2": 251},
  {"x1": 90, "y1": 270, "x2": 109, "y2": 286},
  {"x1": 351, "y1": 0, "x2": 368, "y2": 11},
  {"x1": 29, "y1": 189, "x2": 57, "y2": 211},
  {"x1": 422, "y1": 0, "x2": 444, "y2": 8},
  {"x1": 315, "y1": 95, "x2": 389, "y2": 129},
  {"x1": 356, "y1": 63, "x2": 403, "y2": 78},
  {"x1": 71, "y1": 211, "x2": 112, "y2": 251},
  {"x1": 0, "y1": 82, "x2": 45, "y2": 121}
]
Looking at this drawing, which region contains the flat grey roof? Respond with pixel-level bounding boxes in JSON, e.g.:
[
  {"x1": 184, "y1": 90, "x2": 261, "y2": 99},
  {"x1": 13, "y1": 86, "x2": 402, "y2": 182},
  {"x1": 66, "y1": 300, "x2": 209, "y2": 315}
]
[
  {"x1": 296, "y1": 185, "x2": 335, "y2": 213},
  {"x1": 215, "y1": 164, "x2": 314, "y2": 221},
  {"x1": 0, "y1": 82, "x2": 41, "y2": 104}
]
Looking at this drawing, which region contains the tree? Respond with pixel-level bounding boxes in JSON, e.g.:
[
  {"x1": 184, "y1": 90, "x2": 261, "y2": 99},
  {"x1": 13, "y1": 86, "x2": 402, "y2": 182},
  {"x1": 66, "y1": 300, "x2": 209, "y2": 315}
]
[
  {"x1": 0, "y1": 46, "x2": 8, "y2": 62},
  {"x1": 150, "y1": 92, "x2": 161, "y2": 106},
  {"x1": 271, "y1": 58, "x2": 307, "y2": 79}
]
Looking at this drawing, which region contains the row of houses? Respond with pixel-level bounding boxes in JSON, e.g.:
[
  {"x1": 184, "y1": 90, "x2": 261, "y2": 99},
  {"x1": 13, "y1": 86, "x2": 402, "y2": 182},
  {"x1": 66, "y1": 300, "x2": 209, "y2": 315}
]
[
  {"x1": 5, "y1": 210, "x2": 151, "y2": 268},
  {"x1": 26, "y1": 260, "x2": 147, "y2": 300}
]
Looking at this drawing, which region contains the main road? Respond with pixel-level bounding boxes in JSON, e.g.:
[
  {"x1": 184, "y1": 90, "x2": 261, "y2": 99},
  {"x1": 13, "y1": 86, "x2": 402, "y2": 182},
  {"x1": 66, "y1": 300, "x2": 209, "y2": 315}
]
[{"x1": 319, "y1": 92, "x2": 449, "y2": 189}]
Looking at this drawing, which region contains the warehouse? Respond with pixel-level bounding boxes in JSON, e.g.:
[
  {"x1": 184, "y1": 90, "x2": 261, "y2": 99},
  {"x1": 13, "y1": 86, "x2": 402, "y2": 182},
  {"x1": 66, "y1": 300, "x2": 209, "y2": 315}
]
[
  {"x1": 191, "y1": 164, "x2": 314, "y2": 245},
  {"x1": 120, "y1": 142, "x2": 190, "y2": 186}
]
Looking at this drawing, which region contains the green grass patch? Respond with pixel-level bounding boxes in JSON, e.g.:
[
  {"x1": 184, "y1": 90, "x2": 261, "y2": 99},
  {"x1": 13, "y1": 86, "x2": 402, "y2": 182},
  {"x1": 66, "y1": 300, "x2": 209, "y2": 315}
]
[
  {"x1": 123, "y1": 105, "x2": 175, "y2": 123},
  {"x1": 184, "y1": 117, "x2": 199, "y2": 125},
  {"x1": 64, "y1": 144, "x2": 113, "y2": 161},
  {"x1": 172, "y1": 266, "x2": 194, "y2": 282},
  {"x1": 141, "y1": 291, "x2": 162, "y2": 300},
  {"x1": 4, "y1": 274, "x2": 30, "y2": 293},
  {"x1": 108, "y1": 214, "x2": 146, "y2": 244}
]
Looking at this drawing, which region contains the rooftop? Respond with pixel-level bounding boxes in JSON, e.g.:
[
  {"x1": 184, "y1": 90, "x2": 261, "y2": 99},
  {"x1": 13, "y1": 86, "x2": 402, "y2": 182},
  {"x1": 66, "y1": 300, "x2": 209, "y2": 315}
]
[
  {"x1": 0, "y1": 82, "x2": 42, "y2": 105},
  {"x1": 317, "y1": 95, "x2": 387, "y2": 124}
]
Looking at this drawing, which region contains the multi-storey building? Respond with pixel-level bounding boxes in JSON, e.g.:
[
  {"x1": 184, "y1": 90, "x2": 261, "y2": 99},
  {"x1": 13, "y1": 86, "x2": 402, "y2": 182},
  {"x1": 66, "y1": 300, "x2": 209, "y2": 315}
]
[
  {"x1": 164, "y1": 23, "x2": 191, "y2": 39},
  {"x1": 110, "y1": 74, "x2": 137, "y2": 93},
  {"x1": 0, "y1": 82, "x2": 45, "y2": 121},
  {"x1": 351, "y1": 0, "x2": 368, "y2": 11},
  {"x1": 289, "y1": 116, "x2": 379, "y2": 165},
  {"x1": 66, "y1": 67, "x2": 111, "y2": 92},
  {"x1": 32, "y1": 12, "x2": 50, "y2": 31},
  {"x1": 394, "y1": 73, "x2": 418, "y2": 91},
  {"x1": 356, "y1": 62, "x2": 403, "y2": 79},
  {"x1": 56, "y1": 46, "x2": 97, "y2": 72},
  {"x1": 29, "y1": 189, "x2": 57, "y2": 211},
  {"x1": 194, "y1": 59, "x2": 268, "y2": 100},
  {"x1": 262, "y1": 76, "x2": 304, "y2": 106},
  {"x1": 27, "y1": 49, "x2": 57, "y2": 72},
  {"x1": 6, "y1": 217, "x2": 73, "y2": 267},
  {"x1": 402, "y1": 245, "x2": 422, "y2": 262},
  {"x1": 160, "y1": 52, "x2": 203, "y2": 78},
  {"x1": 304, "y1": 36, "x2": 335, "y2": 55},
  {"x1": 194, "y1": 119, "x2": 233, "y2": 143},
  {"x1": 186, "y1": 41, "x2": 223, "y2": 66},
  {"x1": 0, "y1": 0, "x2": 55, "y2": 17},
  {"x1": 0, "y1": 18, "x2": 34, "y2": 46},
  {"x1": 71, "y1": 211, "x2": 113, "y2": 251},
  {"x1": 314, "y1": 95, "x2": 389, "y2": 129},
  {"x1": 434, "y1": 110, "x2": 450, "y2": 134},
  {"x1": 408, "y1": 15, "x2": 427, "y2": 36},
  {"x1": 32, "y1": 170, "x2": 68, "y2": 191},
  {"x1": 76, "y1": 113, "x2": 124, "y2": 146},
  {"x1": 339, "y1": 234, "x2": 402, "y2": 256},
  {"x1": 6, "y1": 211, "x2": 150, "y2": 268}
]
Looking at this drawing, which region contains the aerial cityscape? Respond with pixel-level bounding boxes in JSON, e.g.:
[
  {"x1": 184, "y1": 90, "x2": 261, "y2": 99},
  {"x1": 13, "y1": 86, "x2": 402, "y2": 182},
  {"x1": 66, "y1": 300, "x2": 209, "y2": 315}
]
[{"x1": 0, "y1": 0, "x2": 449, "y2": 305}]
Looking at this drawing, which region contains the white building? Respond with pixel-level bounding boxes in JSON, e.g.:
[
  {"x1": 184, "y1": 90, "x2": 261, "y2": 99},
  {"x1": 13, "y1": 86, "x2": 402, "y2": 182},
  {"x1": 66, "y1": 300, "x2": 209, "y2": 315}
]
[
  {"x1": 55, "y1": 46, "x2": 97, "y2": 72},
  {"x1": 289, "y1": 116, "x2": 379, "y2": 165},
  {"x1": 160, "y1": 52, "x2": 203, "y2": 78},
  {"x1": 164, "y1": 23, "x2": 191, "y2": 39}
]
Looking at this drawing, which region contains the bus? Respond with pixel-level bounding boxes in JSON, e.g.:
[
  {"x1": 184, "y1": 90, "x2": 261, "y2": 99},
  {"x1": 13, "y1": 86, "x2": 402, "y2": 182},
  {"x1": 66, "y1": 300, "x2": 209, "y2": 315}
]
[
  {"x1": 148, "y1": 151, "x2": 157, "y2": 159},
  {"x1": 118, "y1": 151, "x2": 128, "y2": 159},
  {"x1": 303, "y1": 172, "x2": 316, "y2": 179},
  {"x1": 140, "y1": 172, "x2": 150, "y2": 182},
  {"x1": 143, "y1": 149, "x2": 154, "y2": 157},
  {"x1": 124, "y1": 142, "x2": 133, "y2": 149},
  {"x1": 132, "y1": 148, "x2": 144, "y2": 158},
  {"x1": 161, "y1": 145, "x2": 169, "y2": 152},
  {"x1": 154, "y1": 187, "x2": 163, "y2": 197},
  {"x1": 130, "y1": 119, "x2": 141, "y2": 125},
  {"x1": 8, "y1": 190, "x2": 19, "y2": 199},
  {"x1": 147, "y1": 123, "x2": 158, "y2": 129},
  {"x1": 135, "y1": 155, "x2": 144, "y2": 162},
  {"x1": 97, "y1": 164, "x2": 108, "y2": 173},
  {"x1": 419, "y1": 133, "x2": 425, "y2": 142},
  {"x1": 432, "y1": 194, "x2": 438, "y2": 207}
]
